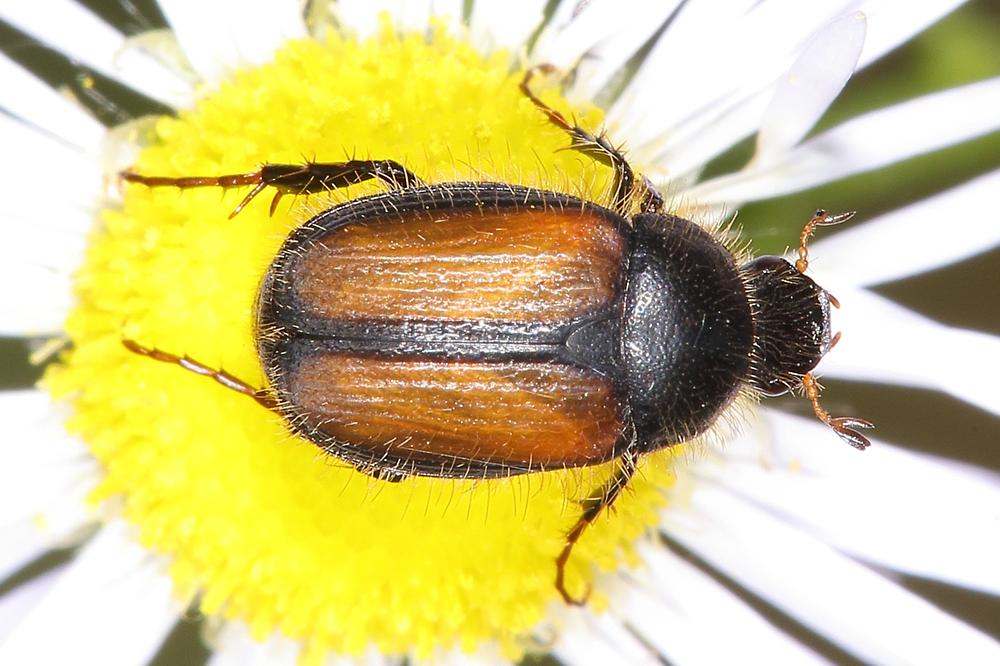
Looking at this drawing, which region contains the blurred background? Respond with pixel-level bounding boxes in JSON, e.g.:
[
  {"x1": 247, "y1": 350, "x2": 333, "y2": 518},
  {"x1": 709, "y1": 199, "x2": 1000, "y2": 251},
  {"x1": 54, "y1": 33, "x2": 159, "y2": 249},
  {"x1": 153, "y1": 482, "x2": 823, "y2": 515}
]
[{"x1": 1, "y1": 0, "x2": 998, "y2": 663}]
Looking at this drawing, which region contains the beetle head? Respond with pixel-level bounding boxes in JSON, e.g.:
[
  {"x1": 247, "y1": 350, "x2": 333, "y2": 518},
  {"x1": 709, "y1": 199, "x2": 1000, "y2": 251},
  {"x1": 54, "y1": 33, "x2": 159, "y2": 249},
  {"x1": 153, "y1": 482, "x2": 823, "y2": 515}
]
[{"x1": 741, "y1": 255, "x2": 833, "y2": 396}]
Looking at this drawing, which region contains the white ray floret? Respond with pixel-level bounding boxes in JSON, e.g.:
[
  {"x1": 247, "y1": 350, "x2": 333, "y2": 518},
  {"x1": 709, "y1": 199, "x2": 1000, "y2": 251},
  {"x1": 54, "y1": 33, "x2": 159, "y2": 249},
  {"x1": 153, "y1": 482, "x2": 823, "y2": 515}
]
[
  {"x1": 688, "y1": 76, "x2": 1000, "y2": 204},
  {"x1": 531, "y1": 0, "x2": 684, "y2": 102},
  {"x1": 820, "y1": 286, "x2": 1000, "y2": 416},
  {"x1": 611, "y1": 0, "x2": 816, "y2": 155},
  {"x1": 156, "y1": 0, "x2": 307, "y2": 85},
  {"x1": 698, "y1": 410, "x2": 1000, "y2": 595},
  {"x1": 204, "y1": 621, "x2": 301, "y2": 666},
  {"x1": 0, "y1": 520, "x2": 181, "y2": 666},
  {"x1": 553, "y1": 605, "x2": 668, "y2": 666},
  {"x1": 468, "y1": 0, "x2": 547, "y2": 52},
  {"x1": 630, "y1": 0, "x2": 969, "y2": 178},
  {"x1": 808, "y1": 169, "x2": 1000, "y2": 286},
  {"x1": 0, "y1": 390, "x2": 96, "y2": 579},
  {"x1": 661, "y1": 453, "x2": 1000, "y2": 664},
  {"x1": 0, "y1": 251, "x2": 74, "y2": 337},
  {"x1": 0, "y1": 55, "x2": 104, "y2": 152},
  {"x1": 0, "y1": 117, "x2": 102, "y2": 334},
  {"x1": 1, "y1": 0, "x2": 193, "y2": 108},
  {"x1": 752, "y1": 12, "x2": 866, "y2": 167},
  {"x1": 618, "y1": 542, "x2": 829, "y2": 664},
  {"x1": 0, "y1": 565, "x2": 66, "y2": 646},
  {"x1": 0, "y1": 113, "x2": 103, "y2": 214},
  {"x1": 333, "y1": 0, "x2": 463, "y2": 37}
]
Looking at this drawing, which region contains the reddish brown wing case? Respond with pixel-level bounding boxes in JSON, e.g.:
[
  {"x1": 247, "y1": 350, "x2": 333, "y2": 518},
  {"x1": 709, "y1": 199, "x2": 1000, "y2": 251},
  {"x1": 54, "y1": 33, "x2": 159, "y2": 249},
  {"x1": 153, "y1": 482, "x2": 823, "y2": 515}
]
[{"x1": 257, "y1": 184, "x2": 632, "y2": 478}]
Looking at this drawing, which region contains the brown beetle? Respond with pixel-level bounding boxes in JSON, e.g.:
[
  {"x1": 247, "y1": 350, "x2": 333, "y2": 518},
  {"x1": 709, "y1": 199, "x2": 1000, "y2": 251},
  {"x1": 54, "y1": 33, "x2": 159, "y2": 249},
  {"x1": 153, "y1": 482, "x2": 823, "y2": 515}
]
[{"x1": 121, "y1": 66, "x2": 872, "y2": 605}]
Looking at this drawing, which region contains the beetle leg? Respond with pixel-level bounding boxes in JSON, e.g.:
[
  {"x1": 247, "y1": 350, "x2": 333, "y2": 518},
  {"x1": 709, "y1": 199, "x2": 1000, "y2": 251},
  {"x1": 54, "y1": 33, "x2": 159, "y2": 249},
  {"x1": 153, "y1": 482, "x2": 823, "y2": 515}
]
[
  {"x1": 520, "y1": 65, "x2": 663, "y2": 216},
  {"x1": 121, "y1": 160, "x2": 425, "y2": 219},
  {"x1": 122, "y1": 339, "x2": 278, "y2": 411},
  {"x1": 555, "y1": 447, "x2": 640, "y2": 605},
  {"x1": 801, "y1": 373, "x2": 873, "y2": 450}
]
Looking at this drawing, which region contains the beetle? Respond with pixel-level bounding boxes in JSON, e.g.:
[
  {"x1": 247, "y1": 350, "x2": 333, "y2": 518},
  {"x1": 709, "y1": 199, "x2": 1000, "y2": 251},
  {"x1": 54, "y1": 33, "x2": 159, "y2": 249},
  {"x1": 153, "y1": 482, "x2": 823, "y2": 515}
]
[{"x1": 120, "y1": 65, "x2": 873, "y2": 605}]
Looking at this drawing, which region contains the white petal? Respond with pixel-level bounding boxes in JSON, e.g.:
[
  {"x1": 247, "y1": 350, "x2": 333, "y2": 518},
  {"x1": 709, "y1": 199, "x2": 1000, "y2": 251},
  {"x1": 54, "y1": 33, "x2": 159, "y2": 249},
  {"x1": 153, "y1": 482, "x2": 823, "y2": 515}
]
[
  {"x1": 0, "y1": 565, "x2": 66, "y2": 645},
  {"x1": 402, "y1": 0, "x2": 462, "y2": 32},
  {"x1": 333, "y1": 0, "x2": 461, "y2": 37},
  {"x1": 0, "y1": 113, "x2": 102, "y2": 211},
  {"x1": 468, "y1": 0, "x2": 547, "y2": 53},
  {"x1": 700, "y1": 410, "x2": 1000, "y2": 595},
  {"x1": 0, "y1": 390, "x2": 93, "y2": 503},
  {"x1": 645, "y1": 90, "x2": 772, "y2": 180},
  {"x1": 661, "y1": 478, "x2": 1000, "y2": 664},
  {"x1": 1, "y1": 0, "x2": 193, "y2": 108},
  {"x1": 429, "y1": 0, "x2": 464, "y2": 22},
  {"x1": 0, "y1": 524, "x2": 63, "y2": 584},
  {"x1": 531, "y1": 0, "x2": 645, "y2": 70},
  {"x1": 606, "y1": 0, "x2": 762, "y2": 153},
  {"x1": 0, "y1": 521, "x2": 181, "y2": 666},
  {"x1": 688, "y1": 76, "x2": 1000, "y2": 204},
  {"x1": 1, "y1": 210, "x2": 87, "y2": 273},
  {"x1": 333, "y1": 0, "x2": 406, "y2": 38},
  {"x1": 553, "y1": 605, "x2": 665, "y2": 666},
  {"x1": 639, "y1": 0, "x2": 970, "y2": 178},
  {"x1": 754, "y1": 12, "x2": 866, "y2": 166},
  {"x1": 818, "y1": 286, "x2": 1000, "y2": 416},
  {"x1": 0, "y1": 48, "x2": 106, "y2": 337},
  {"x1": 206, "y1": 622, "x2": 300, "y2": 666},
  {"x1": 0, "y1": 264, "x2": 72, "y2": 336},
  {"x1": 613, "y1": 0, "x2": 856, "y2": 162},
  {"x1": 531, "y1": 1, "x2": 683, "y2": 102},
  {"x1": 0, "y1": 390, "x2": 97, "y2": 579},
  {"x1": 808, "y1": 169, "x2": 1000, "y2": 286},
  {"x1": 0, "y1": 55, "x2": 104, "y2": 152},
  {"x1": 157, "y1": 0, "x2": 306, "y2": 84},
  {"x1": 0, "y1": 193, "x2": 91, "y2": 336},
  {"x1": 618, "y1": 542, "x2": 828, "y2": 664},
  {"x1": 424, "y1": 644, "x2": 508, "y2": 666},
  {"x1": 328, "y1": 647, "x2": 394, "y2": 666},
  {"x1": 379, "y1": 0, "x2": 436, "y2": 33}
]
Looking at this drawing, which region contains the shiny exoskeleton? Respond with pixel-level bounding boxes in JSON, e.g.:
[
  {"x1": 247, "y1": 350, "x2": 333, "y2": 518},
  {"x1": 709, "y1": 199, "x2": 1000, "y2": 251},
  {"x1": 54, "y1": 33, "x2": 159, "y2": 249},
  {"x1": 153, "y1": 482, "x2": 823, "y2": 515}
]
[{"x1": 121, "y1": 65, "x2": 872, "y2": 605}]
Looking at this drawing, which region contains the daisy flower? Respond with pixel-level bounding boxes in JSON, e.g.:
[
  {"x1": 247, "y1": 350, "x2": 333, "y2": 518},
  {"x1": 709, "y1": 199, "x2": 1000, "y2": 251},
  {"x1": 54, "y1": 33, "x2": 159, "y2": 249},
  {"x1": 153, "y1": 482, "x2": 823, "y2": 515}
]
[{"x1": 2, "y1": 1, "x2": 999, "y2": 664}]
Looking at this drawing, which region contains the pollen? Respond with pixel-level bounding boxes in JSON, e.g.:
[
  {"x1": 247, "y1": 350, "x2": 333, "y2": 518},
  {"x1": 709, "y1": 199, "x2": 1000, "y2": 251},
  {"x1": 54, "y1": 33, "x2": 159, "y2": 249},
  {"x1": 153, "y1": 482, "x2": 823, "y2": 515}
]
[{"x1": 45, "y1": 23, "x2": 676, "y2": 662}]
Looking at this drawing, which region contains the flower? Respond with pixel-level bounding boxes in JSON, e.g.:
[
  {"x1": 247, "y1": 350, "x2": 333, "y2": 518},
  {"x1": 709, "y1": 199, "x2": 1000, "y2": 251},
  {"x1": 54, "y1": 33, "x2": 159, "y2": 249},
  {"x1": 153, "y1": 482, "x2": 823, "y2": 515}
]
[{"x1": 2, "y1": 1, "x2": 999, "y2": 664}]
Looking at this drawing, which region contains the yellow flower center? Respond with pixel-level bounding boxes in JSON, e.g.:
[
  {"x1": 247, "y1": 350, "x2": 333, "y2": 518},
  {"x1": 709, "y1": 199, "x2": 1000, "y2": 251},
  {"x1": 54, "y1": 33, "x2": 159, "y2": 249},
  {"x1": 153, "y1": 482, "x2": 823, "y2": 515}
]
[{"x1": 46, "y1": 24, "x2": 676, "y2": 662}]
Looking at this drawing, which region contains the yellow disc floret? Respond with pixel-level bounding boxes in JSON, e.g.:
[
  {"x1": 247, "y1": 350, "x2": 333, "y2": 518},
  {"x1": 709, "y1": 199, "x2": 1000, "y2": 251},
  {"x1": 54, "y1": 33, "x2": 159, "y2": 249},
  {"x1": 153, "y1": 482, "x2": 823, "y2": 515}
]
[{"x1": 46, "y1": 23, "x2": 676, "y2": 663}]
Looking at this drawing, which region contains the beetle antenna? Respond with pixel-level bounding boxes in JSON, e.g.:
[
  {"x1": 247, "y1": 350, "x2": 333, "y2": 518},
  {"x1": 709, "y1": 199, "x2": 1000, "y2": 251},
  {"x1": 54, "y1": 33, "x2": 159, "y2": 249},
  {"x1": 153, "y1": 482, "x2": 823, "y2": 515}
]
[{"x1": 795, "y1": 209, "x2": 855, "y2": 274}]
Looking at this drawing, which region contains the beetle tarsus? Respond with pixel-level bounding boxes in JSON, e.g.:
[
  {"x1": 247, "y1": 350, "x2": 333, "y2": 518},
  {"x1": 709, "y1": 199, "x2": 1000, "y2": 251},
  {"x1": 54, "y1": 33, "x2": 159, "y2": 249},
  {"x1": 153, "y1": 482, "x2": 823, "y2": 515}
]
[
  {"x1": 829, "y1": 416, "x2": 875, "y2": 450},
  {"x1": 555, "y1": 518, "x2": 593, "y2": 606},
  {"x1": 802, "y1": 373, "x2": 872, "y2": 450}
]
